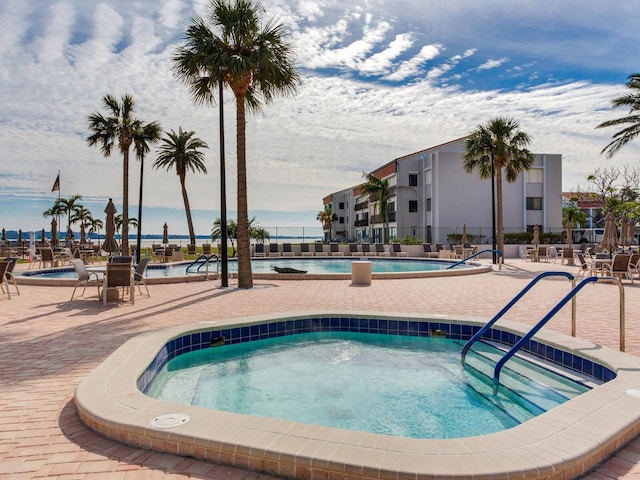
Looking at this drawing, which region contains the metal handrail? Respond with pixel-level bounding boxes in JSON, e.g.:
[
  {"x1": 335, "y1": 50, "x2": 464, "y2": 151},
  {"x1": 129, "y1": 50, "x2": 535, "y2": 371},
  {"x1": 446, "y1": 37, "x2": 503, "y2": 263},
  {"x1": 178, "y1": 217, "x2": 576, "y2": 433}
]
[
  {"x1": 185, "y1": 254, "x2": 219, "y2": 276},
  {"x1": 447, "y1": 249, "x2": 503, "y2": 270},
  {"x1": 492, "y1": 275, "x2": 625, "y2": 394},
  {"x1": 460, "y1": 271, "x2": 575, "y2": 365}
]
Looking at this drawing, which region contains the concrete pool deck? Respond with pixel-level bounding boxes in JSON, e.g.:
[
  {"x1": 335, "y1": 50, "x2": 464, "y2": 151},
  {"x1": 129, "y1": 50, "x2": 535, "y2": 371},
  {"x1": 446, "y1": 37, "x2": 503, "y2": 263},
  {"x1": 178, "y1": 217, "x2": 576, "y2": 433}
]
[{"x1": 1, "y1": 257, "x2": 640, "y2": 479}]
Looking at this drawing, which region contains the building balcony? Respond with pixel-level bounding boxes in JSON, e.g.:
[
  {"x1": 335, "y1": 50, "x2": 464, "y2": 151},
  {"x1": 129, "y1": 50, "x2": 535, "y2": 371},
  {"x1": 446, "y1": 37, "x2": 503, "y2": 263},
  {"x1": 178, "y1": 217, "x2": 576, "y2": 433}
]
[
  {"x1": 354, "y1": 201, "x2": 369, "y2": 211},
  {"x1": 354, "y1": 219, "x2": 369, "y2": 227}
]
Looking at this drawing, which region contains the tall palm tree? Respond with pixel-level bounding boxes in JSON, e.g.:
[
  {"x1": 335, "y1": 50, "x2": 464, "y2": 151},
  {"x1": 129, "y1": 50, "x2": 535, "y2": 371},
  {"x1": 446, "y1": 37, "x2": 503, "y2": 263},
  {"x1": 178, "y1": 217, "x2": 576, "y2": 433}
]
[
  {"x1": 172, "y1": 0, "x2": 300, "y2": 289},
  {"x1": 53, "y1": 195, "x2": 83, "y2": 238},
  {"x1": 464, "y1": 117, "x2": 534, "y2": 257},
  {"x1": 88, "y1": 217, "x2": 104, "y2": 243},
  {"x1": 87, "y1": 93, "x2": 161, "y2": 254},
  {"x1": 71, "y1": 206, "x2": 93, "y2": 244},
  {"x1": 316, "y1": 206, "x2": 338, "y2": 243},
  {"x1": 115, "y1": 215, "x2": 138, "y2": 236},
  {"x1": 212, "y1": 218, "x2": 239, "y2": 256},
  {"x1": 153, "y1": 127, "x2": 208, "y2": 245},
  {"x1": 597, "y1": 73, "x2": 640, "y2": 158},
  {"x1": 360, "y1": 173, "x2": 392, "y2": 243}
]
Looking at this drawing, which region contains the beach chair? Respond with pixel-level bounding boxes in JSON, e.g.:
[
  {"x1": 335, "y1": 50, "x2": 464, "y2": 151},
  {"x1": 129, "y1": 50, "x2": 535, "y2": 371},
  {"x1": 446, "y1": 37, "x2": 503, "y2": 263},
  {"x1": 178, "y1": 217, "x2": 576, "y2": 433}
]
[
  {"x1": 70, "y1": 258, "x2": 100, "y2": 300},
  {"x1": 300, "y1": 243, "x2": 313, "y2": 256},
  {"x1": 374, "y1": 243, "x2": 389, "y2": 257},
  {"x1": 0, "y1": 260, "x2": 12, "y2": 299},
  {"x1": 602, "y1": 253, "x2": 633, "y2": 282},
  {"x1": 361, "y1": 243, "x2": 372, "y2": 256},
  {"x1": 347, "y1": 243, "x2": 359, "y2": 256},
  {"x1": 268, "y1": 243, "x2": 280, "y2": 257},
  {"x1": 314, "y1": 242, "x2": 327, "y2": 256},
  {"x1": 330, "y1": 242, "x2": 343, "y2": 256},
  {"x1": 134, "y1": 258, "x2": 150, "y2": 297},
  {"x1": 101, "y1": 262, "x2": 134, "y2": 305},
  {"x1": 391, "y1": 243, "x2": 408, "y2": 257},
  {"x1": 282, "y1": 243, "x2": 294, "y2": 257},
  {"x1": 186, "y1": 244, "x2": 197, "y2": 256},
  {"x1": 253, "y1": 243, "x2": 266, "y2": 257},
  {"x1": 202, "y1": 243, "x2": 212, "y2": 255},
  {"x1": 421, "y1": 244, "x2": 437, "y2": 258}
]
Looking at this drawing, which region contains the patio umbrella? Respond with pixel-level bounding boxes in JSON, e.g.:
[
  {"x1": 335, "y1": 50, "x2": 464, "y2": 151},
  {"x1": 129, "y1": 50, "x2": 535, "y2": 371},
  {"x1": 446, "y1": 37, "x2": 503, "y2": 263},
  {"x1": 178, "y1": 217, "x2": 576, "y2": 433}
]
[
  {"x1": 531, "y1": 224, "x2": 540, "y2": 245},
  {"x1": 600, "y1": 212, "x2": 618, "y2": 252},
  {"x1": 101, "y1": 198, "x2": 120, "y2": 254},
  {"x1": 620, "y1": 214, "x2": 632, "y2": 247},
  {"x1": 461, "y1": 224, "x2": 468, "y2": 245},
  {"x1": 565, "y1": 221, "x2": 573, "y2": 245},
  {"x1": 162, "y1": 222, "x2": 169, "y2": 244},
  {"x1": 51, "y1": 218, "x2": 58, "y2": 247}
]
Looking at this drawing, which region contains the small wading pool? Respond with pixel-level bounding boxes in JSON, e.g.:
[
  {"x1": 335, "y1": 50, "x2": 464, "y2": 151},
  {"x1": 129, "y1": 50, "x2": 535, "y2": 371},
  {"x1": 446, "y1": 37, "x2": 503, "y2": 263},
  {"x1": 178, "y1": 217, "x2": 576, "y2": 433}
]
[
  {"x1": 17, "y1": 257, "x2": 491, "y2": 284},
  {"x1": 75, "y1": 312, "x2": 640, "y2": 480}
]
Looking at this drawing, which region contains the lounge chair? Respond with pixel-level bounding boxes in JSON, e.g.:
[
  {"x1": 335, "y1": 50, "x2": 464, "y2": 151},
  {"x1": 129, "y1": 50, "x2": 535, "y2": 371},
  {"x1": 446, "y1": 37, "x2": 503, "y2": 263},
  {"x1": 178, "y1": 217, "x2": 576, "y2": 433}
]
[
  {"x1": 282, "y1": 243, "x2": 294, "y2": 257},
  {"x1": 186, "y1": 244, "x2": 197, "y2": 256},
  {"x1": 347, "y1": 243, "x2": 359, "y2": 256},
  {"x1": 374, "y1": 243, "x2": 389, "y2": 256},
  {"x1": 0, "y1": 260, "x2": 12, "y2": 299},
  {"x1": 330, "y1": 242, "x2": 343, "y2": 256},
  {"x1": 101, "y1": 262, "x2": 134, "y2": 305},
  {"x1": 314, "y1": 243, "x2": 327, "y2": 256},
  {"x1": 2, "y1": 257, "x2": 20, "y2": 295},
  {"x1": 391, "y1": 243, "x2": 408, "y2": 257},
  {"x1": 361, "y1": 243, "x2": 372, "y2": 256},
  {"x1": 268, "y1": 243, "x2": 280, "y2": 257},
  {"x1": 253, "y1": 243, "x2": 266, "y2": 257},
  {"x1": 134, "y1": 258, "x2": 150, "y2": 297},
  {"x1": 70, "y1": 258, "x2": 100, "y2": 300},
  {"x1": 421, "y1": 244, "x2": 438, "y2": 258},
  {"x1": 602, "y1": 253, "x2": 633, "y2": 282},
  {"x1": 202, "y1": 243, "x2": 212, "y2": 255},
  {"x1": 453, "y1": 245, "x2": 464, "y2": 259},
  {"x1": 300, "y1": 243, "x2": 313, "y2": 256}
]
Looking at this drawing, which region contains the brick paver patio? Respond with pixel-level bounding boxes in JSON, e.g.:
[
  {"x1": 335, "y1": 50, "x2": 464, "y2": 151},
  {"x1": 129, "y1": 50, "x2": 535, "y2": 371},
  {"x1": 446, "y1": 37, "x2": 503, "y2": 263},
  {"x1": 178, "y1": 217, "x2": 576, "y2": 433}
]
[{"x1": 1, "y1": 258, "x2": 639, "y2": 479}]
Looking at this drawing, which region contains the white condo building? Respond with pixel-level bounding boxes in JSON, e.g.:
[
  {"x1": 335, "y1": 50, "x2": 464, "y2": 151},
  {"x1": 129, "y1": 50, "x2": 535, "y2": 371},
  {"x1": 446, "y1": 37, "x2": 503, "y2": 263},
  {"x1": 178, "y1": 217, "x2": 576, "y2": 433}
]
[{"x1": 323, "y1": 137, "x2": 563, "y2": 244}]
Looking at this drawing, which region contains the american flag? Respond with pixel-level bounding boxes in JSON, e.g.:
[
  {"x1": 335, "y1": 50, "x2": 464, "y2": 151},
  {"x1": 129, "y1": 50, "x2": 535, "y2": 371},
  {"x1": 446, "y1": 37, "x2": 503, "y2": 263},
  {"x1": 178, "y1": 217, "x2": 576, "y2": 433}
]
[{"x1": 51, "y1": 173, "x2": 60, "y2": 192}]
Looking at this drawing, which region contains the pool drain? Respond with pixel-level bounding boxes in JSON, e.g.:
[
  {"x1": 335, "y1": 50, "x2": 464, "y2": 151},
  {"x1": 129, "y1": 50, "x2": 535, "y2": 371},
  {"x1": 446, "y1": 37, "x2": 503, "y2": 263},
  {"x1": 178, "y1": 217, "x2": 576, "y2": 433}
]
[{"x1": 150, "y1": 413, "x2": 190, "y2": 429}]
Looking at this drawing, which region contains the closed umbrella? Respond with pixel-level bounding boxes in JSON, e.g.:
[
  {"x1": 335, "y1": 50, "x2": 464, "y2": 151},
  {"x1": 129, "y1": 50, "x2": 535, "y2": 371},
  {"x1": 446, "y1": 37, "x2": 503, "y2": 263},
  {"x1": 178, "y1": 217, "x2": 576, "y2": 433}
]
[
  {"x1": 461, "y1": 224, "x2": 468, "y2": 245},
  {"x1": 80, "y1": 223, "x2": 86, "y2": 244},
  {"x1": 41, "y1": 228, "x2": 46, "y2": 244},
  {"x1": 565, "y1": 221, "x2": 573, "y2": 245},
  {"x1": 18, "y1": 229, "x2": 22, "y2": 247},
  {"x1": 531, "y1": 224, "x2": 540, "y2": 245},
  {"x1": 162, "y1": 223, "x2": 169, "y2": 244},
  {"x1": 600, "y1": 212, "x2": 618, "y2": 253},
  {"x1": 1, "y1": 228, "x2": 5, "y2": 242},
  {"x1": 620, "y1": 214, "x2": 632, "y2": 247},
  {"x1": 102, "y1": 198, "x2": 120, "y2": 254},
  {"x1": 51, "y1": 218, "x2": 58, "y2": 247}
]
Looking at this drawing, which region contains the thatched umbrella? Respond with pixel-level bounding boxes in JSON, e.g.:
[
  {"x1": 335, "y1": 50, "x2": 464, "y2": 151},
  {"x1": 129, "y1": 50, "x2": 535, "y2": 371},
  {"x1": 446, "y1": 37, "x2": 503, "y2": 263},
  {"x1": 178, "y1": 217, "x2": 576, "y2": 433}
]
[
  {"x1": 162, "y1": 222, "x2": 169, "y2": 244},
  {"x1": 531, "y1": 224, "x2": 540, "y2": 245},
  {"x1": 51, "y1": 218, "x2": 58, "y2": 247},
  {"x1": 101, "y1": 198, "x2": 120, "y2": 254},
  {"x1": 600, "y1": 212, "x2": 618, "y2": 253},
  {"x1": 565, "y1": 221, "x2": 573, "y2": 245}
]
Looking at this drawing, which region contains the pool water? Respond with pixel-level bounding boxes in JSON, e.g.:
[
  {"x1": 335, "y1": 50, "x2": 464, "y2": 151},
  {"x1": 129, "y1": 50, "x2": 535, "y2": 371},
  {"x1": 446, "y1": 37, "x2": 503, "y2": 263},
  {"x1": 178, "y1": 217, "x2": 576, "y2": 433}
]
[{"x1": 145, "y1": 332, "x2": 588, "y2": 439}]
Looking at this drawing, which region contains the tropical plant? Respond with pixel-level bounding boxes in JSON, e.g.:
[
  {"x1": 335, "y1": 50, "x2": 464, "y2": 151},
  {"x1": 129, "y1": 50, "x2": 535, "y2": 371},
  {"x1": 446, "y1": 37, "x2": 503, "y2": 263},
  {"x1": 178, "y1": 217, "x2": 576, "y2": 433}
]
[
  {"x1": 316, "y1": 206, "x2": 337, "y2": 242},
  {"x1": 88, "y1": 217, "x2": 104, "y2": 242},
  {"x1": 70, "y1": 206, "x2": 94, "y2": 243},
  {"x1": 463, "y1": 117, "x2": 534, "y2": 257},
  {"x1": 360, "y1": 173, "x2": 392, "y2": 243},
  {"x1": 115, "y1": 215, "x2": 138, "y2": 235},
  {"x1": 212, "y1": 218, "x2": 238, "y2": 256},
  {"x1": 52, "y1": 195, "x2": 83, "y2": 237},
  {"x1": 172, "y1": 0, "x2": 300, "y2": 289},
  {"x1": 596, "y1": 73, "x2": 640, "y2": 158},
  {"x1": 87, "y1": 93, "x2": 161, "y2": 254},
  {"x1": 562, "y1": 205, "x2": 588, "y2": 228},
  {"x1": 153, "y1": 127, "x2": 208, "y2": 245}
]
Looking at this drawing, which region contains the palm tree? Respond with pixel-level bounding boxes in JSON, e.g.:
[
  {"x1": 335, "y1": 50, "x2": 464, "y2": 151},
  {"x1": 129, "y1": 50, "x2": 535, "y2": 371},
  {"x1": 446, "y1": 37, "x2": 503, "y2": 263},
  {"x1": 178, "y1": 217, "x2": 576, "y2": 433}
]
[
  {"x1": 71, "y1": 206, "x2": 93, "y2": 244},
  {"x1": 87, "y1": 93, "x2": 161, "y2": 254},
  {"x1": 360, "y1": 173, "x2": 393, "y2": 243},
  {"x1": 464, "y1": 117, "x2": 534, "y2": 257},
  {"x1": 115, "y1": 215, "x2": 138, "y2": 236},
  {"x1": 88, "y1": 217, "x2": 104, "y2": 243},
  {"x1": 316, "y1": 206, "x2": 338, "y2": 243},
  {"x1": 53, "y1": 195, "x2": 83, "y2": 240},
  {"x1": 597, "y1": 73, "x2": 640, "y2": 158},
  {"x1": 172, "y1": 0, "x2": 300, "y2": 289},
  {"x1": 212, "y1": 218, "x2": 238, "y2": 256},
  {"x1": 153, "y1": 127, "x2": 208, "y2": 245}
]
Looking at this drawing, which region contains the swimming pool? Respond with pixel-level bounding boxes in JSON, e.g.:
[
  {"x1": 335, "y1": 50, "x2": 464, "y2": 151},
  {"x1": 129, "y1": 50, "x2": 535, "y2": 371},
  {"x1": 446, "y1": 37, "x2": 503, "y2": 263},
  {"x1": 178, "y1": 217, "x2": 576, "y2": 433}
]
[
  {"x1": 75, "y1": 312, "x2": 640, "y2": 480},
  {"x1": 145, "y1": 331, "x2": 590, "y2": 439},
  {"x1": 17, "y1": 257, "x2": 491, "y2": 285}
]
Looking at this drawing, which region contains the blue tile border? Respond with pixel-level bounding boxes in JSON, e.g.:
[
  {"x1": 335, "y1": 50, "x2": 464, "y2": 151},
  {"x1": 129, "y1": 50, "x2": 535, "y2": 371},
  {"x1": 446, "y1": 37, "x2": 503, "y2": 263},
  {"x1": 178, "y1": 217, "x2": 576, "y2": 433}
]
[{"x1": 137, "y1": 316, "x2": 616, "y2": 392}]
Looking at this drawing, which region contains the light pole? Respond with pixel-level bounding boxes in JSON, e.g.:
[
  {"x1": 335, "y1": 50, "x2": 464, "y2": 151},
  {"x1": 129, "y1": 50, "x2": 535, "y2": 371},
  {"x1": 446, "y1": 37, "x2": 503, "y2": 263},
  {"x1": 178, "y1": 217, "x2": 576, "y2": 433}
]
[
  {"x1": 219, "y1": 76, "x2": 228, "y2": 288},
  {"x1": 136, "y1": 153, "x2": 144, "y2": 264},
  {"x1": 490, "y1": 149, "x2": 497, "y2": 264}
]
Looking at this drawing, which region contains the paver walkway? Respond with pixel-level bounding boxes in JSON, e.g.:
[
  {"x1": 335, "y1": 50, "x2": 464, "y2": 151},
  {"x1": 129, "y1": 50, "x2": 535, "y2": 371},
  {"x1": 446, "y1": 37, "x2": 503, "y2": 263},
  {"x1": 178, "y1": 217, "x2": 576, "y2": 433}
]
[{"x1": 1, "y1": 258, "x2": 639, "y2": 479}]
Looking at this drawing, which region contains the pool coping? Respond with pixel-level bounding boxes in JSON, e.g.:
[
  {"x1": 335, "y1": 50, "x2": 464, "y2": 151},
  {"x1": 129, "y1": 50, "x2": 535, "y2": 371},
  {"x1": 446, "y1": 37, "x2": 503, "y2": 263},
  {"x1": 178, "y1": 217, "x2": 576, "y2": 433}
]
[
  {"x1": 74, "y1": 311, "x2": 640, "y2": 480},
  {"x1": 16, "y1": 258, "x2": 492, "y2": 285}
]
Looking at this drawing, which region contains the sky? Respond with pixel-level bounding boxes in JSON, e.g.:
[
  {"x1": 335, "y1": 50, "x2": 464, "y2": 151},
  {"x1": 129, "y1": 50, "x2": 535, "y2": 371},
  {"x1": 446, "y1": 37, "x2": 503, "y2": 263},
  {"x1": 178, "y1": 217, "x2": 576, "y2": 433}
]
[{"x1": 1, "y1": 0, "x2": 638, "y2": 236}]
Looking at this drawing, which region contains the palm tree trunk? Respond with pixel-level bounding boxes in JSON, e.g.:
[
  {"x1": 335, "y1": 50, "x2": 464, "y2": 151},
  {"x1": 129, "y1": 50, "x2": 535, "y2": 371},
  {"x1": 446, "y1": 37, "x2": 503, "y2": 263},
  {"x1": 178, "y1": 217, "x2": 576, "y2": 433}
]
[
  {"x1": 180, "y1": 175, "x2": 196, "y2": 245},
  {"x1": 236, "y1": 95, "x2": 253, "y2": 288},
  {"x1": 122, "y1": 147, "x2": 130, "y2": 255},
  {"x1": 496, "y1": 167, "x2": 505, "y2": 256}
]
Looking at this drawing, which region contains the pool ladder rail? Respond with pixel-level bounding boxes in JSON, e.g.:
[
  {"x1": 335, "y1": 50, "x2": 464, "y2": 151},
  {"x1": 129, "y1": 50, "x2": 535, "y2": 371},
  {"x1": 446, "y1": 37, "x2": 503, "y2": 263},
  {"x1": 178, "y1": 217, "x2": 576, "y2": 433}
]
[
  {"x1": 447, "y1": 249, "x2": 503, "y2": 270},
  {"x1": 185, "y1": 253, "x2": 220, "y2": 277},
  {"x1": 460, "y1": 271, "x2": 626, "y2": 395}
]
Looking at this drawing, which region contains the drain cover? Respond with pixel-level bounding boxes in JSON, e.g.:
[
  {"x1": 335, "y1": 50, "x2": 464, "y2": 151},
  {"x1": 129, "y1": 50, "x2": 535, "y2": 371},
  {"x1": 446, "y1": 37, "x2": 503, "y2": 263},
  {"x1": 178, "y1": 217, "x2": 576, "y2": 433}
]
[{"x1": 150, "y1": 413, "x2": 190, "y2": 429}]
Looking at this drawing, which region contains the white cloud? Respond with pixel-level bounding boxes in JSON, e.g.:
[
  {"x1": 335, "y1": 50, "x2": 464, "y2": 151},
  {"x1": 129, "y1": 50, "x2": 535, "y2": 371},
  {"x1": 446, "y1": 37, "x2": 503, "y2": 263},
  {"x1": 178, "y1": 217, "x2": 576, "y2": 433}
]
[{"x1": 477, "y1": 57, "x2": 509, "y2": 71}]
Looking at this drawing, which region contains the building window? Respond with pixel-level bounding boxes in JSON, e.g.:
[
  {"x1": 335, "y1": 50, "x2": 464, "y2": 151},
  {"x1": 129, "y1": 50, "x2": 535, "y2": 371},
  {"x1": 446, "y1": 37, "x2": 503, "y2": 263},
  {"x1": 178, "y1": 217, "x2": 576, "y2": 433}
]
[
  {"x1": 409, "y1": 173, "x2": 418, "y2": 187},
  {"x1": 409, "y1": 200, "x2": 418, "y2": 212},
  {"x1": 426, "y1": 198, "x2": 432, "y2": 212},
  {"x1": 339, "y1": 217, "x2": 345, "y2": 224},
  {"x1": 526, "y1": 197, "x2": 543, "y2": 210},
  {"x1": 424, "y1": 169, "x2": 432, "y2": 185},
  {"x1": 339, "y1": 202, "x2": 345, "y2": 209},
  {"x1": 527, "y1": 169, "x2": 543, "y2": 183},
  {"x1": 387, "y1": 201, "x2": 395, "y2": 213}
]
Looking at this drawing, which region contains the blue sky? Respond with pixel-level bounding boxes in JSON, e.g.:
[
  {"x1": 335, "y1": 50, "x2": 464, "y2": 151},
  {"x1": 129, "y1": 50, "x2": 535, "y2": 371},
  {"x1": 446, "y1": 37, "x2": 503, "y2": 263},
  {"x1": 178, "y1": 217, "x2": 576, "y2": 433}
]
[{"x1": 0, "y1": 0, "x2": 638, "y2": 235}]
